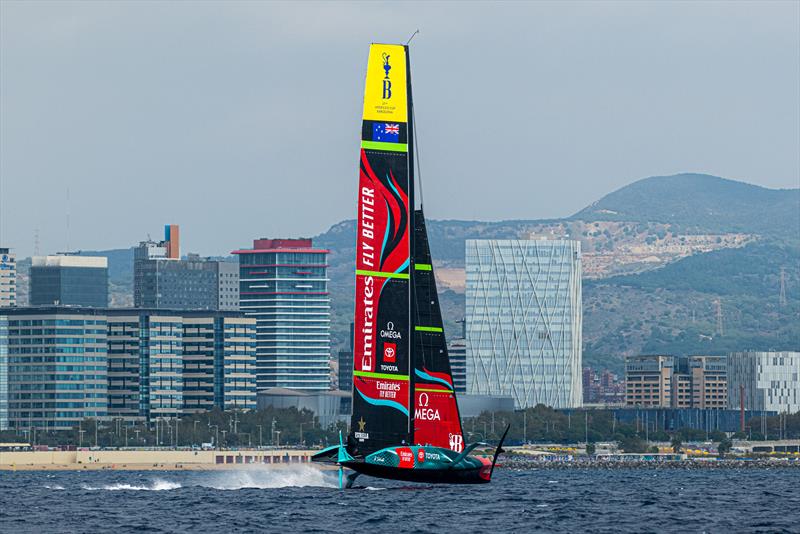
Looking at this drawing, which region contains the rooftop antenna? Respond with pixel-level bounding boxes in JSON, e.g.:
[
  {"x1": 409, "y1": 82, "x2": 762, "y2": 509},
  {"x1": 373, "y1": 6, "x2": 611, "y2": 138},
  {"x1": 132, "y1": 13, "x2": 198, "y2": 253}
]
[
  {"x1": 34, "y1": 227, "x2": 40, "y2": 256},
  {"x1": 406, "y1": 29, "x2": 419, "y2": 46},
  {"x1": 66, "y1": 186, "x2": 71, "y2": 252}
]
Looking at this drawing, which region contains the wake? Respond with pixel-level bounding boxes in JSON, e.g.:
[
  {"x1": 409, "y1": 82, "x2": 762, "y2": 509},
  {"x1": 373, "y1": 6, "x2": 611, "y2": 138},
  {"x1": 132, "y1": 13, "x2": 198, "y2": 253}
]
[
  {"x1": 79, "y1": 466, "x2": 336, "y2": 491},
  {"x1": 202, "y1": 465, "x2": 336, "y2": 489},
  {"x1": 81, "y1": 479, "x2": 182, "y2": 491}
]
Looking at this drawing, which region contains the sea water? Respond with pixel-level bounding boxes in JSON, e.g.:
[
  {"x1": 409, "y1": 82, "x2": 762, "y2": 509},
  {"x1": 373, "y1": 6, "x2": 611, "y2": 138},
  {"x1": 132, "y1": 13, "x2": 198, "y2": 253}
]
[{"x1": 2, "y1": 466, "x2": 799, "y2": 532}]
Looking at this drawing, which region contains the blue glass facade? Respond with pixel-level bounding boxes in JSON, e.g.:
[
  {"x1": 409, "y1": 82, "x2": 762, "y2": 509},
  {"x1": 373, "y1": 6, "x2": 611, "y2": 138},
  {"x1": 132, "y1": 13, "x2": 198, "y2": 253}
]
[
  {"x1": 0, "y1": 309, "x2": 108, "y2": 430},
  {"x1": 466, "y1": 240, "x2": 583, "y2": 409},
  {"x1": 30, "y1": 260, "x2": 108, "y2": 308}
]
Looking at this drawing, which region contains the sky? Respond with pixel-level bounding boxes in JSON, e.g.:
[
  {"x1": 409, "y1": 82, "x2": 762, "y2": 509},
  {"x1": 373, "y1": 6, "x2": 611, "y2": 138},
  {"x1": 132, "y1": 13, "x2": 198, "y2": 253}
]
[{"x1": 1, "y1": 1, "x2": 798, "y2": 258}]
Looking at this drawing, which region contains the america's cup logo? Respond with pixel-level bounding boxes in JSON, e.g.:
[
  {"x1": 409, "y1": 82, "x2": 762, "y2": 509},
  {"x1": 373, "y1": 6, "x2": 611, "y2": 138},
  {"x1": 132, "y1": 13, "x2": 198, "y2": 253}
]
[{"x1": 449, "y1": 433, "x2": 464, "y2": 453}]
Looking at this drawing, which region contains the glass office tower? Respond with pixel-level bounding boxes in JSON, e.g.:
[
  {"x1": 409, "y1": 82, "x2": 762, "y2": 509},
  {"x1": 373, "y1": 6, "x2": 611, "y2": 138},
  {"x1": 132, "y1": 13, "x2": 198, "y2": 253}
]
[
  {"x1": 30, "y1": 255, "x2": 108, "y2": 307},
  {"x1": 0, "y1": 307, "x2": 108, "y2": 430},
  {"x1": 465, "y1": 239, "x2": 582, "y2": 409},
  {"x1": 728, "y1": 351, "x2": 800, "y2": 412},
  {"x1": 233, "y1": 239, "x2": 330, "y2": 391}
]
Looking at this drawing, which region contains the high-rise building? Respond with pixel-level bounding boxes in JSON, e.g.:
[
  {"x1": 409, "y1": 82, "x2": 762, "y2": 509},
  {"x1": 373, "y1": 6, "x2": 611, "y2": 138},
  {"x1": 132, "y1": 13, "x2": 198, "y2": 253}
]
[
  {"x1": 728, "y1": 351, "x2": 800, "y2": 413},
  {"x1": 625, "y1": 355, "x2": 674, "y2": 408},
  {"x1": 0, "y1": 315, "x2": 9, "y2": 430},
  {"x1": 0, "y1": 307, "x2": 109, "y2": 431},
  {"x1": 0, "y1": 248, "x2": 16, "y2": 307},
  {"x1": 0, "y1": 307, "x2": 256, "y2": 429},
  {"x1": 447, "y1": 338, "x2": 467, "y2": 394},
  {"x1": 106, "y1": 309, "x2": 257, "y2": 421},
  {"x1": 688, "y1": 355, "x2": 727, "y2": 409},
  {"x1": 626, "y1": 355, "x2": 727, "y2": 409},
  {"x1": 233, "y1": 238, "x2": 331, "y2": 391},
  {"x1": 337, "y1": 322, "x2": 354, "y2": 393},
  {"x1": 30, "y1": 255, "x2": 108, "y2": 307},
  {"x1": 134, "y1": 225, "x2": 238, "y2": 311},
  {"x1": 465, "y1": 239, "x2": 582, "y2": 408},
  {"x1": 181, "y1": 313, "x2": 257, "y2": 413},
  {"x1": 448, "y1": 318, "x2": 467, "y2": 394}
]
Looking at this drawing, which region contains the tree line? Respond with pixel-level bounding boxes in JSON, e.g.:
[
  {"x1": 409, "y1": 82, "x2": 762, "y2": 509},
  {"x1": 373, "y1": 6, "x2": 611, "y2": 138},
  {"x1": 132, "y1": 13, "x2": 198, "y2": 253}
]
[{"x1": 1, "y1": 405, "x2": 797, "y2": 451}]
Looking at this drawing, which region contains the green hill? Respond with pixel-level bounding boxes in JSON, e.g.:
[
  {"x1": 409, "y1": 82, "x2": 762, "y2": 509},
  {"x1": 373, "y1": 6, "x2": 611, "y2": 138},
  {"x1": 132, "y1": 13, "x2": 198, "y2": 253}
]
[
  {"x1": 317, "y1": 174, "x2": 799, "y2": 366},
  {"x1": 572, "y1": 173, "x2": 799, "y2": 239},
  {"x1": 583, "y1": 241, "x2": 799, "y2": 372}
]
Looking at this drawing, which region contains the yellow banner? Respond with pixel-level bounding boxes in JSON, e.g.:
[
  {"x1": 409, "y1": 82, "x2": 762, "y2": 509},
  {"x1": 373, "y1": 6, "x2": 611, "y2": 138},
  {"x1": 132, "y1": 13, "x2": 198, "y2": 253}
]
[{"x1": 362, "y1": 44, "x2": 407, "y2": 123}]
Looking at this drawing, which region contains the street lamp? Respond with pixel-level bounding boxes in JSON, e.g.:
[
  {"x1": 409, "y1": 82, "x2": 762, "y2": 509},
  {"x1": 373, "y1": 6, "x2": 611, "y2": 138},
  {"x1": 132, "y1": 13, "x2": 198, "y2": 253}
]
[
  {"x1": 210, "y1": 425, "x2": 219, "y2": 448},
  {"x1": 257, "y1": 425, "x2": 263, "y2": 448}
]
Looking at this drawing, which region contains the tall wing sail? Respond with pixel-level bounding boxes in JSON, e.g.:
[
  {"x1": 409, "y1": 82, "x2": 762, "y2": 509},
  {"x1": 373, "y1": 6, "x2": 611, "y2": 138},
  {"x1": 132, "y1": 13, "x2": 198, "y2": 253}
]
[
  {"x1": 350, "y1": 44, "x2": 414, "y2": 455},
  {"x1": 412, "y1": 211, "x2": 465, "y2": 452}
]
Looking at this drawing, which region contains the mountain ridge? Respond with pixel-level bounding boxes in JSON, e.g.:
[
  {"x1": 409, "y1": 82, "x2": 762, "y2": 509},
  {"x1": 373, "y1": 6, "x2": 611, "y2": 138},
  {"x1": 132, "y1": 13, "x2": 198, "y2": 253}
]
[{"x1": 12, "y1": 173, "x2": 798, "y2": 372}]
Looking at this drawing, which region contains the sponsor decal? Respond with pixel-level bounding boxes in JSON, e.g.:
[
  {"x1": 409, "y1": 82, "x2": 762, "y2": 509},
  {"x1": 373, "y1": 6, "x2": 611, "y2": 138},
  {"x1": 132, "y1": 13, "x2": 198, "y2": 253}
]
[
  {"x1": 362, "y1": 44, "x2": 407, "y2": 122},
  {"x1": 383, "y1": 342, "x2": 397, "y2": 363},
  {"x1": 382, "y1": 53, "x2": 392, "y2": 99},
  {"x1": 354, "y1": 377, "x2": 410, "y2": 416},
  {"x1": 376, "y1": 379, "x2": 400, "y2": 399},
  {"x1": 414, "y1": 392, "x2": 441, "y2": 421},
  {"x1": 380, "y1": 321, "x2": 402, "y2": 340},
  {"x1": 358, "y1": 274, "x2": 375, "y2": 372},
  {"x1": 415, "y1": 407, "x2": 441, "y2": 421},
  {"x1": 449, "y1": 433, "x2": 464, "y2": 453},
  {"x1": 417, "y1": 449, "x2": 425, "y2": 463},
  {"x1": 397, "y1": 447, "x2": 415, "y2": 469},
  {"x1": 355, "y1": 417, "x2": 369, "y2": 441}
]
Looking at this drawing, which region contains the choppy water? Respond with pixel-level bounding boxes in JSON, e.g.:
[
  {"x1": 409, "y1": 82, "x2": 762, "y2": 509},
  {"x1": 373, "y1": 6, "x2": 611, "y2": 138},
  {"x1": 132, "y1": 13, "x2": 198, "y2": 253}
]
[{"x1": 2, "y1": 466, "x2": 799, "y2": 533}]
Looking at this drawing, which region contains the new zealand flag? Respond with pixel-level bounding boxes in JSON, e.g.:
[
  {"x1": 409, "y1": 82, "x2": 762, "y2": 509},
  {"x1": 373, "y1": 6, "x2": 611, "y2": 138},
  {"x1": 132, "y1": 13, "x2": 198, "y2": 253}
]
[{"x1": 372, "y1": 123, "x2": 400, "y2": 143}]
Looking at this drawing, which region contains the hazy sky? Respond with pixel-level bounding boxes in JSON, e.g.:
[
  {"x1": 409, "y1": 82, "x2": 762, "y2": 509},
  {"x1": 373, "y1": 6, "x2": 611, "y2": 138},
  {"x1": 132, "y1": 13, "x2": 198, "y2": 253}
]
[{"x1": 1, "y1": 1, "x2": 798, "y2": 258}]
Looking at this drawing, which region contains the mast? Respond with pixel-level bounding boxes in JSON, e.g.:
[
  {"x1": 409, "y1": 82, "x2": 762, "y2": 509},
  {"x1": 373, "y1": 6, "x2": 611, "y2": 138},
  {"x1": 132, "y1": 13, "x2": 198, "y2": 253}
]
[{"x1": 406, "y1": 44, "x2": 416, "y2": 445}]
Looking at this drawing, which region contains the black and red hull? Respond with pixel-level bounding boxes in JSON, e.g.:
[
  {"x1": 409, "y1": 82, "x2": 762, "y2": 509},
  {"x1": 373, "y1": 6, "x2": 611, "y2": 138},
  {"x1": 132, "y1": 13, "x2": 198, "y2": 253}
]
[{"x1": 342, "y1": 460, "x2": 491, "y2": 485}]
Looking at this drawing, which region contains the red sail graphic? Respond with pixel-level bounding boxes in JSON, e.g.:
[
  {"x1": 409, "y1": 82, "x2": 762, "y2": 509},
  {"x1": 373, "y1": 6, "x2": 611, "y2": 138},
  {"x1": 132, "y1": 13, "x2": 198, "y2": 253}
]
[
  {"x1": 414, "y1": 385, "x2": 464, "y2": 452},
  {"x1": 412, "y1": 211, "x2": 465, "y2": 452}
]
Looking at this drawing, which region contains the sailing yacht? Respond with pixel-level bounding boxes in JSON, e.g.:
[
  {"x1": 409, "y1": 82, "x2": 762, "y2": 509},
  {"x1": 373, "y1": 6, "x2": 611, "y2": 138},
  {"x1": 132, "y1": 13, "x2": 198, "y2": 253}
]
[{"x1": 312, "y1": 43, "x2": 507, "y2": 487}]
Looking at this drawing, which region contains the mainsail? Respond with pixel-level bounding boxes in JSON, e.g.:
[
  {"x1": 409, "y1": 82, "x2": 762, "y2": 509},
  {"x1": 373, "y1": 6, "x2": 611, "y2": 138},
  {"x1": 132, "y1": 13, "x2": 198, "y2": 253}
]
[
  {"x1": 351, "y1": 44, "x2": 414, "y2": 454},
  {"x1": 350, "y1": 43, "x2": 464, "y2": 457},
  {"x1": 412, "y1": 212, "x2": 464, "y2": 452}
]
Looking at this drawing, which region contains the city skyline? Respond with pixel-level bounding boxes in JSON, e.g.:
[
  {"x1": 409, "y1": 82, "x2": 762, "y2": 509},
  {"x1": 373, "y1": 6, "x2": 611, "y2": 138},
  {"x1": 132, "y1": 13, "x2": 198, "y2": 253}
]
[{"x1": 2, "y1": 1, "x2": 799, "y2": 258}]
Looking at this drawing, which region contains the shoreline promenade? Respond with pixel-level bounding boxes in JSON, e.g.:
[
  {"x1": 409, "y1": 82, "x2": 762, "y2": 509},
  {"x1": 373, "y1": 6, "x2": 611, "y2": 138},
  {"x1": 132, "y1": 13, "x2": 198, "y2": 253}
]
[{"x1": 0, "y1": 449, "x2": 320, "y2": 471}]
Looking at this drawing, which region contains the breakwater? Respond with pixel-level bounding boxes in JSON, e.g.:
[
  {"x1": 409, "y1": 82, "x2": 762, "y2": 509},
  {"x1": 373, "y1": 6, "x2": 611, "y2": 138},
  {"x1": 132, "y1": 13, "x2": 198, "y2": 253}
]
[{"x1": 504, "y1": 454, "x2": 800, "y2": 469}]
